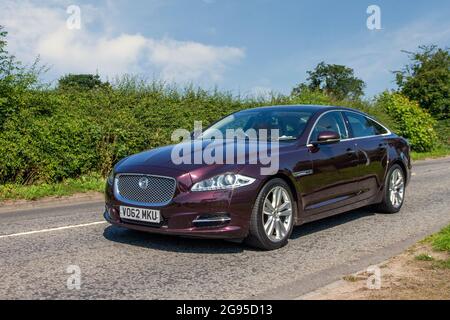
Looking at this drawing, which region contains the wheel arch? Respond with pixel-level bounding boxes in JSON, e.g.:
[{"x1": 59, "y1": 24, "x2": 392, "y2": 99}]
[
  {"x1": 385, "y1": 137, "x2": 411, "y2": 186},
  {"x1": 390, "y1": 159, "x2": 408, "y2": 184},
  {"x1": 261, "y1": 171, "x2": 302, "y2": 225}
]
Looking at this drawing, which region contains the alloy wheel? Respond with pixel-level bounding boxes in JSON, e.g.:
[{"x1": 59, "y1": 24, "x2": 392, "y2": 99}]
[
  {"x1": 262, "y1": 186, "x2": 293, "y2": 242},
  {"x1": 389, "y1": 168, "x2": 405, "y2": 208}
]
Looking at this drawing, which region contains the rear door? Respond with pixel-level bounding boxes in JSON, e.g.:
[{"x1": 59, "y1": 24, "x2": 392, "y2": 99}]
[{"x1": 343, "y1": 111, "x2": 390, "y2": 200}]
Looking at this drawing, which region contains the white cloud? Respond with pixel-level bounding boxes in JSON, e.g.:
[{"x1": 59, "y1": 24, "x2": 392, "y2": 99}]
[
  {"x1": 0, "y1": 0, "x2": 245, "y2": 83},
  {"x1": 147, "y1": 38, "x2": 244, "y2": 81}
]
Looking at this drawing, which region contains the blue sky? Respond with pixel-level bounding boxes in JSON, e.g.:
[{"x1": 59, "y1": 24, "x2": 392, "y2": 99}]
[{"x1": 1, "y1": 0, "x2": 449, "y2": 97}]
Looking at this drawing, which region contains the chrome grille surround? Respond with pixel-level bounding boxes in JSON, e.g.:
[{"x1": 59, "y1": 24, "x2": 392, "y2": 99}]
[{"x1": 114, "y1": 173, "x2": 177, "y2": 206}]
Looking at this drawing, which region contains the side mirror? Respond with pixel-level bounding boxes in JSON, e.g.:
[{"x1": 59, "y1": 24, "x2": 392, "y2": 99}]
[{"x1": 315, "y1": 131, "x2": 340, "y2": 145}]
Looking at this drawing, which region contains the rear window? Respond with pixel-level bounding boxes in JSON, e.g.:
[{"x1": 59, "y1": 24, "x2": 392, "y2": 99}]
[{"x1": 345, "y1": 112, "x2": 388, "y2": 137}]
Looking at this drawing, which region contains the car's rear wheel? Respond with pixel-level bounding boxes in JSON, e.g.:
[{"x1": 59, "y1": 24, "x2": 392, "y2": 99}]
[
  {"x1": 377, "y1": 164, "x2": 406, "y2": 213},
  {"x1": 245, "y1": 178, "x2": 295, "y2": 250}
]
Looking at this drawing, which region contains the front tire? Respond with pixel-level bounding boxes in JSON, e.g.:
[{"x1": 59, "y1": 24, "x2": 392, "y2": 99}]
[
  {"x1": 377, "y1": 164, "x2": 406, "y2": 213},
  {"x1": 245, "y1": 178, "x2": 296, "y2": 250}
]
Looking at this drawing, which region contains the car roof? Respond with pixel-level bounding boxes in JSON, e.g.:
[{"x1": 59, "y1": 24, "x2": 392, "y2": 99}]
[{"x1": 238, "y1": 104, "x2": 365, "y2": 114}]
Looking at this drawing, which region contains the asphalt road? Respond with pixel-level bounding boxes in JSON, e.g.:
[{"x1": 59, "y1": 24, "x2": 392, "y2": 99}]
[{"x1": 0, "y1": 158, "x2": 449, "y2": 299}]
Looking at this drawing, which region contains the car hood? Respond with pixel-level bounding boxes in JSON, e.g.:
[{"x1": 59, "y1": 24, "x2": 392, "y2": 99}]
[{"x1": 115, "y1": 139, "x2": 290, "y2": 182}]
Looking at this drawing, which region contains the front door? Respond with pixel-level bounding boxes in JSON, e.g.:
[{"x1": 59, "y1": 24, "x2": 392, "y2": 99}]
[{"x1": 300, "y1": 111, "x2": 361, "y2": 216}]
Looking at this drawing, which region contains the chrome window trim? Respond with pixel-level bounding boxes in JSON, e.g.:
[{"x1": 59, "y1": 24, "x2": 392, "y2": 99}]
[
  {"x1": 114, "y1": 173, "x2": 177, "y2": 207},
  {"x1": 306, "y1": 109, "x2": 392, "y2": 145}
]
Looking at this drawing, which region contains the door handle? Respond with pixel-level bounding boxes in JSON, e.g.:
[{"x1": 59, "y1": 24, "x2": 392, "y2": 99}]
[{"x1": 346, "y1": 148, "x2": 356, "y2": 155}]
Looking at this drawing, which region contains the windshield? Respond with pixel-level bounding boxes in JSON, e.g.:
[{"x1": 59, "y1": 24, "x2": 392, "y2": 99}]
[{"x1": 199, "y1": 109, "x2": 314, "y2": 141}]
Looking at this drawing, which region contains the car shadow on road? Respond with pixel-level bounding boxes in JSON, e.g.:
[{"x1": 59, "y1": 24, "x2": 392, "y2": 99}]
[
  {"x1": 103, "y1": 225, "x2": 246, "y2": 254},
  {"x1": 103, "y1": 206, "x2": 377, "y2": 253},
  {"x1": 290, "y1": 206, "x2": 377, "y2": 240}
]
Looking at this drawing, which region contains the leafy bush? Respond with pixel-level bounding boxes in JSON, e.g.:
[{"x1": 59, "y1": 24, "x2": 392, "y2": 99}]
[
  {"x1": 5, "y1": 75, "x2": 430, "y2": 185},
  {"x1": 290, "y1": 87, "x2": 335, "y2": 105},
  {"x1": 435, "y1": 119, "x2": 450, "y2": 146},
  {"x1": 0, "y1": 80, "x2": 288, "y2": 184},
  {"x1": 375, "y1": 92, "x2": 438, "y2": 152},
  {"x1": 0, "y1": 79, "x2": 398, "y2": 184},
  {"x1": 0, "y1": 76, "x2": 441, "y2": 185},
  {"x1": 0, "y1": 26, "x2": 441, "y2": 185},
  {"x1": 291, "y1": 88, "x2": 398, "y2": 132}
]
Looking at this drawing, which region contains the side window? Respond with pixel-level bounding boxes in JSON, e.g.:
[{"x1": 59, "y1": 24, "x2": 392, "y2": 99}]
[
  {"x1": 345, "y1": 112, "x2": 388, "y2": 137},
  {"x1": 310, "y1": 112, "x2": 348, "y2": 142},
  {"x1": 367, "y1": 118, "x2": 388, "y2": 135}
]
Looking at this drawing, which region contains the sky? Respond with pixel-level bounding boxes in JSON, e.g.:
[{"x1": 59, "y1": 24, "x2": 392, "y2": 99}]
[{"x1": 0, "y1": 0, "x2": 449, "y2": 97}]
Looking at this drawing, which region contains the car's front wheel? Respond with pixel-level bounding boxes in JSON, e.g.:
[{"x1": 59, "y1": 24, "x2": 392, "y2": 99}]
[{"x1": 245, "y1": 178, "x2": 296, "y2": 250}]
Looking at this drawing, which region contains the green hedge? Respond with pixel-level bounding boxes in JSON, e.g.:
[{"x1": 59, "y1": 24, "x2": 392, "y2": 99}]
[
  {"x1": 0, "y1": 82, "x2": 438, "y2": 185},
  {"x1": 375, "y1": 92, "x2": 438, "y2": 152},
  {"x1": 0, "y1": 84, "x2": 288, "y2": 184}
]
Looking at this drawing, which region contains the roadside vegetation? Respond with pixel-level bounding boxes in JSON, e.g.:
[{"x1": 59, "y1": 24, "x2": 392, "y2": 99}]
[
  {"x1": 426, "y1": 224, "x2": 450, "y2": 252},
  {"x1": 409, "y1": 224, "x2": 450, "y2": 271},
  {"x1": 408, "y1": 224, "x2": 450, "y2": 276},
  {"x1": 413, "y1": 225, "x2": 450, "y2": 271},
  {"x1": 304, "y1": 224, "x2": 450, "y2": 299},
  {"x1": 0, "y1": 173, "x2": 104, "y2": 201},
  {"x1": 0, "y1": 25, "x2": 448, "y2": 201}
]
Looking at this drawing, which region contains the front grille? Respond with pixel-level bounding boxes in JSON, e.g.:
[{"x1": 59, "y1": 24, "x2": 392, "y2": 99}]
[{"x1": 115, "y1": 174, "x2": 176, "y2": 205}]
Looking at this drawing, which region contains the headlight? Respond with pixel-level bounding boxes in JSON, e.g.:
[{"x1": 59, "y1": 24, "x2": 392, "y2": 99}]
[
  {"x1": 191, "y1": 174, "x2": 255, "y2": 192},
  {"x1": 107, "y1": 169, "x2": 115, "y2": 185}
]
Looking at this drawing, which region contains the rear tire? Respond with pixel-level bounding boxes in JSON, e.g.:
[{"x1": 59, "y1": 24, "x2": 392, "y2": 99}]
[
  {"x1": 377, "y1": 164, "x2": 406, "y2": 214},
  {"x1": 245, "y1": 178, "x2": 296, "y2": 250}
]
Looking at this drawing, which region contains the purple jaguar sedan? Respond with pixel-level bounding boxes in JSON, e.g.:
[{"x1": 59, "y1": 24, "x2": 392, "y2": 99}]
[{"x1": 104, "y1": 105, "x2": 411, "y2": 250}]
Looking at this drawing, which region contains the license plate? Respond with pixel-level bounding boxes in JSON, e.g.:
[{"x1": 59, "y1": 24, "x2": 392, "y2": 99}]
[{"x1": 119, "y1": 206, "x2": 161, "y2": 223}]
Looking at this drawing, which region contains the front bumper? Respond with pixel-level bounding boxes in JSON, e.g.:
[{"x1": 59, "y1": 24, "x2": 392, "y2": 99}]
[
  {"x1": 104, "y1": 179, "x2": 259, "y2": 240},
  {"x1": 103, "y1": 210, "x2": 245, "y2": 239}
]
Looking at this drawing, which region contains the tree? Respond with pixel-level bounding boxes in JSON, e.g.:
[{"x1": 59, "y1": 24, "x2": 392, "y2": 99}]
[
  {"x1": 58, "y1": 74, "x2": 110, "y2": 91},
  {"x1": 394, "y1": 45, "x2": 449, "y2": 119},
  {"x1": 0, "y1": 25, "x2": 18, "y2": 79},
  {"x1": 292, "y1": 62, "x2": 365, "y2": 100},
  {"x1": 0, "y1": 26, "x2": 41, "y2": 126}
]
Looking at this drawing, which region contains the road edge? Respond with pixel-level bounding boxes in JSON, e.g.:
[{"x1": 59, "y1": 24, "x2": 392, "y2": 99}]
[{"x1": 0, "y1": 192, "x2": 104, "y2": 214}]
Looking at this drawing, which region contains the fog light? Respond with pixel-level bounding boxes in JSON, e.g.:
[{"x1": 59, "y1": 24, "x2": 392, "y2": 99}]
[
  {"x1": 106, "y1": 205, "x2": 119, "y2": 220},
  {"x1": 192, "y1": 213, "x2": 231, "y2": 228}
]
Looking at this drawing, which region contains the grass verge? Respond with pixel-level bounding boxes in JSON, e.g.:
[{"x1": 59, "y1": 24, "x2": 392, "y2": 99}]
[
  {"x1": 411, "y1": 145, "x2": 450, "y2": 161},
  {"x1": 417, "y1": 224, "x2": 450, "y2": 270},
  {"x1": 0, "y1": 173, "x2": 104, "y2": 201},
  {"x1": 425, "y1": 224, "x2": 450, "y2": 252}
]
